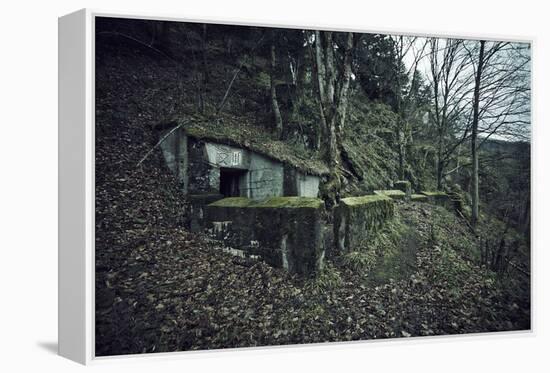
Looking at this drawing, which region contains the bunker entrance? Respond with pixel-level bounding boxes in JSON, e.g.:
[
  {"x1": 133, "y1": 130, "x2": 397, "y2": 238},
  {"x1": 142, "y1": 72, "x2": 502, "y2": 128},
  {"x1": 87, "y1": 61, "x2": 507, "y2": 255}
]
[{"x1": 220, "y1": 168, "x2": 247, "y2": 197}]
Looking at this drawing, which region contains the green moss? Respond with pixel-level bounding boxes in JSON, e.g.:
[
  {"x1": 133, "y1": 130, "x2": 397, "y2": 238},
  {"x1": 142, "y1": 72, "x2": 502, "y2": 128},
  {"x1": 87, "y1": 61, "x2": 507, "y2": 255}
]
[
  {"x1": 411, "y1": 194, "x2": 429, "y2": 202},
  {"x1": 208, "y1": 197, "x2": 323, "y2": 209},
  {"x1": 421, "y1": 191, "x2": 448, "y2": 197},
  {"x1": 335, "y1": 194, "x2": 395, "y2": 252},
  {"x1": 305, "y1": 263, "x2": 343, "y2": 294},
  {"x1": 373, "y1": 190, "x2": 406, "y2": 199},
  {"x1": 208, "y1": 197, "x2": 252, "y2": 207},
  {"x1": 257, "y1": 197, "x2": 323, "y2": 208},
  {"x1": 341, "y1": 194, "x2": 391, "y2": 206},
  {"x1": 341, "y1": 250, "x2": 377, "y2": 272}
]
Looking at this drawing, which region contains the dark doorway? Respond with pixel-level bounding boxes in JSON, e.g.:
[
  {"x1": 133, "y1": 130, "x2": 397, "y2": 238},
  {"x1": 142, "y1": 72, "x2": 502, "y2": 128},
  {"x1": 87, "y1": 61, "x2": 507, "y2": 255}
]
[{"x1": 220, "y1": 168, "x2": 247, "y2": 197}]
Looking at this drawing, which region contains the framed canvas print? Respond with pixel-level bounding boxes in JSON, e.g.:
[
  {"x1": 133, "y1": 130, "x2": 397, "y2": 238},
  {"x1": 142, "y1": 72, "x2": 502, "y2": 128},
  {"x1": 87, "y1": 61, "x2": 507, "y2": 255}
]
[{"x1": 59, "y1": 9, "x2": 532, "y2": 364}]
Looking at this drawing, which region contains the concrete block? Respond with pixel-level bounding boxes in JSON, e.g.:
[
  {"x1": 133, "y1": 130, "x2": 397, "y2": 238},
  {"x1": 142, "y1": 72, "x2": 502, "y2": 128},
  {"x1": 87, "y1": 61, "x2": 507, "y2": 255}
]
[
  {"x1": 334, "y1": 195, "x2": 394, "y2": 253},
  {"x1": 373, "y1": 189, "x2": 407, "y2": 200},
  {"x1": 205, "y1": 197, "x2": 325, "y2": 276}
]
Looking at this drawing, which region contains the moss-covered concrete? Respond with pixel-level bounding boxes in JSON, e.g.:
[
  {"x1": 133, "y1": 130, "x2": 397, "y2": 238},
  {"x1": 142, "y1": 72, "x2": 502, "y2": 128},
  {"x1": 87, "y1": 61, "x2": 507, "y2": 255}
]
[
  {"x1": 209, "y1": 196, "x2": 323, "y2": 208},
  {"x1": 373, "y1": 189, "x2": 407, "y2": 200},
  {"x1": 420, "y1": 191, "x2": 448, "y2": 197},
  {"x1": 411, "y1": 194, "x2": 429, "y2": 202},
  {"x1": 340, "y1": 194, "x2": 390, "y2": 206},
  {"x1": 158, "y1": 128, "x2": 188, "y2": 192},
  {"x1": 205, "y1": 197, "x2": 325, "y2": 276},
  {"x1": 334, "y1": 194, "x2": 394, "y2": 253}
]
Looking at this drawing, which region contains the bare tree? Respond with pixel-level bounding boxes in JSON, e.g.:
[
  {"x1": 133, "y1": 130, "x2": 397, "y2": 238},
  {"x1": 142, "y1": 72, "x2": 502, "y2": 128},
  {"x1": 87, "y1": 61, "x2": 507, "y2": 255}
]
[
  {"x1": 466, "y1": 40, "x2": 531, "y2": 227},
  {"x1": 427, "y1": 38, "x2": 474, "y2": 189},
  {"x1": 390, "y1": 36, "x2": 428, "y2": 180},
  {"x1": 470, "y1": 40, "x2": 485, "y2": 227}
]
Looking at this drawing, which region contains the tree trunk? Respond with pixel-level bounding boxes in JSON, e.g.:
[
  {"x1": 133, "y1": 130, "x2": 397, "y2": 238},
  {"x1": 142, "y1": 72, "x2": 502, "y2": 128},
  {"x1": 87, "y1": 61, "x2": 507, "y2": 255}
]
[
  {"x1": 270, "y1": 43, "x2": 284, "y2": 139},
  {"x1": 335, "y1": 33, "x2": 354, "y2": 133},
  {"x1": 436, "y1": 161, "x2": 444, "y2": 190},
  {"x1": 313, "y1": 31, "x2": 354, "y2": 208},
  {"x1": 397, "y1": 123, "x2": 405, "y2": 180},
  {"x1": 471, "y1": 40, "x2": 485, "y2": 228},
  {"x1": 436, "y1": 129, "x2": 444, "y2": 190}
]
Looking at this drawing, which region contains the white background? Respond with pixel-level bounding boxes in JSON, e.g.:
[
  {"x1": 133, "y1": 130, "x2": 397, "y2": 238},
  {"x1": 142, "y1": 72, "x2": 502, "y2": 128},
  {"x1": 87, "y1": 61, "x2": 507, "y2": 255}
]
[{"x1": 1, "y1": 0, "x2": 548, "y2": 371}]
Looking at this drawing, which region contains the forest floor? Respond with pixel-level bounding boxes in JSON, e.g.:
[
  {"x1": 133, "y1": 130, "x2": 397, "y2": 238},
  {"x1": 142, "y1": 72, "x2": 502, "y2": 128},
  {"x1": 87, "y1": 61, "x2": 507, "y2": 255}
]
[
  {"x1": 94, "y1": 32, "x2": 530, "y2": 356},
  {"x1": 95, "y1": 196, "x2": 530, "y2": 356}
]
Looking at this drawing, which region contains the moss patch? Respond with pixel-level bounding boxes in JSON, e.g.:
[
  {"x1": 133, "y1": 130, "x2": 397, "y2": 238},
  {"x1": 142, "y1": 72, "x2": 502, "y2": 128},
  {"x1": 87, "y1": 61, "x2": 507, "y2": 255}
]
[
  {"x1": 411, "y1": 194, "x2": 429, "y2": 202},
  {"x1": 341, "y1": 194, "x2": 392, "y2": 206},
  {"x1": 209, "y1": 196, "x2": 323, "y2": 209},
  {"x1": 208, "y1": 197, "x2": 252, "y2": 208},
  {"x1": 335, "y1": 194, "x2": 395, "y2": 253},
  {"x1": 373, "y1": 190, "x2": 406, "y2": 200},
  {"x1": 421, "y1": 191, "x2": 448, "y2": 197}
]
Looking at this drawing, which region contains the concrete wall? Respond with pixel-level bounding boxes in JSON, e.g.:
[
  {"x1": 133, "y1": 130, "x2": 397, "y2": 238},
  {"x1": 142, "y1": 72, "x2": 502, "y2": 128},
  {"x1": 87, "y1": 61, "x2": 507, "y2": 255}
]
[
  {"x1": 205, "y1": 197, "x2": 325, "y2": 276},
  {"x1": 188, "y1": 193, "x2": 224, "y2": 232},
  {"x1": 248, "y1": 153, "x2": 284, "y2": 199},
  {"x1": 334, "y1": 195, "x2": 394, "y2": 253},
  {"x1": 204, "y1": 142, "x2": 250, "y2": 169},
  {"x1": 187, "y1": 138, "x2": 214, "y2": 194},
  {"x1": 203, "y1": 141, "x2": 285, "y2": 199},
  {"x1": 159, "y1": 128, "x2": 188, "y2": 192},
  {"x1": 374, "y1": 189, "x2": 406, "y2": 200},
  {"x1": 297, "y1": 173, "x2": 320, "y2": 197},
  {"x1": 204, "y1": 142, "x2": 250, "y2": 195},
  {"x1": 283, "y1": 165, "x2": 320, "y2": 198}
]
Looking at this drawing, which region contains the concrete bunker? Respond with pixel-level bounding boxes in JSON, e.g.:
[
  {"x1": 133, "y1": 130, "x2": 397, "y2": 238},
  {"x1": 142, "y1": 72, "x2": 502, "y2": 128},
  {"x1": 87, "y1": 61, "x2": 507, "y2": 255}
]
[
  {"x1": 155, "y1": 122, "x2": 453, "y2": 276},
  {"x1": 156, "y1": 125, "x2": 323, "y2": 200},
  {"x1": 202, "y1": 193, "x2": 398, "y2": 275}
]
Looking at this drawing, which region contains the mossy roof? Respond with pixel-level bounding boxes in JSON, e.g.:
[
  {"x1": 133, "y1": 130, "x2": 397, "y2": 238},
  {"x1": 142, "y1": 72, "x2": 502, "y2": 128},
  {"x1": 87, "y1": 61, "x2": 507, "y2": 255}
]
[
  {"x1": 157, "y1": 116, "x2": 329, "y2": 176},
  {"x1": 208, "y1": 197, "x2": 323, "y2": 209},
  {"x1": 340, "y1": 194, "x2": 392, "y2": 206}
]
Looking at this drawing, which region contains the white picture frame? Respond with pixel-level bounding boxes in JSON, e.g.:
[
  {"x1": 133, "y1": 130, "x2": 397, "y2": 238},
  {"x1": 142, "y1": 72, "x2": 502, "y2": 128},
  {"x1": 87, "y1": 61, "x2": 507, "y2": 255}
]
[{"x1": 58, "y1": 8, "x2": 533, "y2": 365}]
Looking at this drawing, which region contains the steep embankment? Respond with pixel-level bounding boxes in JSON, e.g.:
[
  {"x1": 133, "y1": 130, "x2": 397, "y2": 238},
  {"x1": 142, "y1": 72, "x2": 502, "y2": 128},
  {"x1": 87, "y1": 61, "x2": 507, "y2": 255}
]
[{"x1": 95, "y1": 29, "x2": 529, "y2": 356}]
